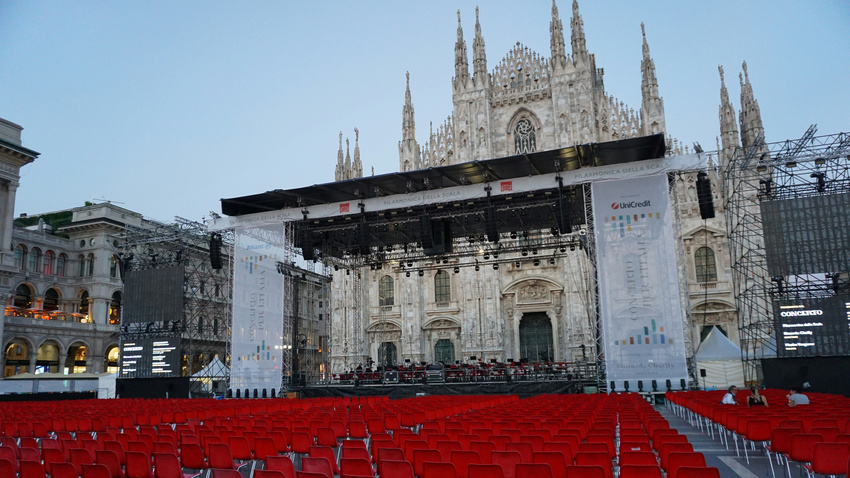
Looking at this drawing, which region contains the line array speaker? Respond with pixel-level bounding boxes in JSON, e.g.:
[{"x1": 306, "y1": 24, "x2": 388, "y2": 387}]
[
  {"x1": 357, "y1": 222, "x2": 370, "y2": 255},
  {"x1": 209, "y1": 234, "x2": 222, "y2": 269},
  {"x1": 696, "y1": 171, "x2": 716, "y2": 219},
  {"x1": 556, "y1": 196, "x2": 572, "y2": 234},
  {"x1": 485, "y1": 206, "x2": 499, "y2": 242},
  {"x1": 419, "y1": 215, "x2": 434, "y2": 249}
]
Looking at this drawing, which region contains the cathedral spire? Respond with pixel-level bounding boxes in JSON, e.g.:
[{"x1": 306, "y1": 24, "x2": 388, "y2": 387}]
[
  {"x1": 639, "y1": 23, "x2": 665, "y2": 136},
  {"x1": 334, "y1": 132, "x2": 345, "y2": 181},
  {"x1": 472, "y1": 6, "x2": 488, "y2": 86},
  {"x1": 344, "y1": 137, "x2": 351, "y2": 176},
  {"x1": 718, "y1": 65, "x2": 740, "y2": 169},
  {"x1": 738, "y1": 61, "x2": 765, "y2": 150},
  {"x1": 398, "y1": 72, "x2": 420, "y2": 171},
  {"x1": 353, "y1": 127, "x2": 362, "y2": 178},
  {"x1": 550, "y1": 0, "x2": 568, "y2": 70},
  {"x1": 453, "y1": 10, "x2": 470, "y2": 90},
  {"x1": 570, "y1": 0, "x2": 588, "y2": 64}
]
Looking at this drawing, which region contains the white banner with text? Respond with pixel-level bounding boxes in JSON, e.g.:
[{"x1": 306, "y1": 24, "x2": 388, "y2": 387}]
[
  {"x1": 230, "y1": 224, "x2": 285, "y2": 394},
  {"x1": 592, "y1": 174, "x2": 688, "y2": 390}
]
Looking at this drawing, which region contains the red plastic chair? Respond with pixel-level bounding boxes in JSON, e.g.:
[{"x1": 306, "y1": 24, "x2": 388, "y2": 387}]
[
  {"x1": 451, "y1": 450, "x2": 482, "y2": 478},
  {"x1": 491, "y1": 450, "x2": 522, "y2": 478},
  {"x1": 255, "y1": 471, "x2": 286, "y2": 478},
  {"x1": 341, "y1": 446, "x2": 371, "y2": 462},
  {"x1": 784, "y1": 433, "x2": 822, "y2": 477},
  {"x1": 95, "y1": 449, "x2": 126, "y2": 478},
  {"x1": 671, "y1": 467, "x2": 719, "y2": 478},
  {"x1": 423, "y1": 462, "x2": 459, "y2": 478},
  {"x1": 531, "y1": 451, "x2": 568, "y2": 478},
  {"x1": 83, "y1": 463, "x2": 114, "y2": 478},
  {"x1": 470, "y1": 442, "x2": 496, "y2": 463},
  {"x1": 309, "y1": 446, "x2": 339, "y2": 475},
  {"x1": 380, "y1": 460, "x2": 415, "y2": 478},
  {"x1": 804, "y1": 442, "x2": 850, "y2": 477},
  {"x1": 212, "y1": 470, "x2": 242, "y2": 478},
  {"x1": 515, "y1": 463, "x2": 554, "y2": 478},
  {"x1": 659, "y1": 442, "x2": 694, "y2": 470},
  {"x1": 0, "y1": 447, "x2": 18, "y2": 474},
  {"x1": 468, "y1": 463, "x2": 505, "y2": 478},
  {"x1": 339, "y1": 457, "x2": 374, "y2": 477},
  {"x1": 301, "y1": 456, "x2": 333, "y2": 478},
  {"x1": 255, "y1": 436, "x2": 278, "y2": 461},
  {"x1": 574, "y1": 451, "x2": 612, "y2": 478},
  {"x1": 152, "y1": 453, "x2": 185, "y2": 478},
  {"x1": 619, "y1": 451, "x2": 657, "y2": 466},
  {"x1": 666, "y1": 452, "x2": 706, "y2": 478},
  {"x1": 413, "y1": 448, "x2": 443, "y2": 477},
  {"x1": 20, "y1": 460, "x2": 48, "y2": 478},
  {"x1": 565, "y1": 465, "x2": 606, "y2": 478},
  {"x1": 126, "y1": 450, "x2": 154, "y2": 478},
  {"x1": 265, "y1": 455, "x2": 296, "y2": 478},
  {"x1": 505, "y1": 442, "x2": 533, "y2": 463},
  {"x1": 50, "y1": 462, "x2": 81, "y2": 478},
  {"x1": 70, "y1": 447, "x2": 96, "y2": 475},
  {"x1": 618, "y1": 464, "x2": 662, "y2": 478}
]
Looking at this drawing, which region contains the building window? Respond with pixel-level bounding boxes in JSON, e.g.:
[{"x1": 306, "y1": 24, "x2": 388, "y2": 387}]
[
  {"x1": 27, "y1": 247, "x2": 41, "y2": 273},
  {"x1": 109, "y1": 255, "x2": 119, "y2": 278},
  {"x1": 56, "y1": 254, "x2": 67, "y2": 277},
  {"x1": 198, "y1": 316, "x2": 205, "y2": 333},
  {"x1": 514, "y1": 118, "x2": 537, "y2": 154},
  {"x1": 378, "y1": 275, "x2": 394, "y2": 306},
  {"x1": 43, "y1": 250, "x2": 55, "y2": 275},
  {"x1": 109, "y1": 292, "x2": 121, "y2": 325},
  {"x1": 87, "y1": 253, "x2": 95, "y2": 276},
  {"x1": 434, "y1": 269, "x2": 451, "y2": 303},
  {"x1": 695, "y1": 246, "x2": 717, "y2": 283},
  {"x1": 78, "y1": 291, "x2": 90, "y2": 319},
  {"x1": 213, "y1": 318, "x2": 219, "y2": 336},
  {"x1": 13, "y1": 284, "x2": 33, "y2": 309},
  {"x1": 78, "y1": 254, "x2": 86, "y2": 277},
  {"x1": 44, "y1": 288, "x2": 60, "y2": 312},
  {"x1": 14, "y1": 244, "x2": 27, "y2": 271}
]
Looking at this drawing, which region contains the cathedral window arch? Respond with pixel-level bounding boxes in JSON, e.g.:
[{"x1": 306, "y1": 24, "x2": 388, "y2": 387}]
[
  {"x1": 507, "y1": 110, "x2": 542, "y2": 156},
  {"x1": 434, "y1": 269, "x2": 451, "y2": 303},
  {"x1": 378, "y1": 275, "x2": 394, "y2": 307},
  {"x1": 695, "y1": 246, "x2": 717, "y2": 283}
]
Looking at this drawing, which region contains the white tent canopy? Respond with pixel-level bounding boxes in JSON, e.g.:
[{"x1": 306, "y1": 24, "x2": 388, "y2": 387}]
[
  {"x1": 191, "y1": 356, "x2": 229, "y2": 378},
  {"x1": 695, "y1": 326, "x2": 745, "y2": 389}
]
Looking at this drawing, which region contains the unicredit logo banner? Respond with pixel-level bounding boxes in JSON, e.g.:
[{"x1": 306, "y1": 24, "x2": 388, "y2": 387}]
[{"x1": 612, "y1": 200, "x2": 651, "y2": 210}]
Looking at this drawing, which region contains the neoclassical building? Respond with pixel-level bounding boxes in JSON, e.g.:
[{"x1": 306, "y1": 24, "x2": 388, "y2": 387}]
[{"x1": 328, "y1": 1, "x2": 757, "y2": 374}]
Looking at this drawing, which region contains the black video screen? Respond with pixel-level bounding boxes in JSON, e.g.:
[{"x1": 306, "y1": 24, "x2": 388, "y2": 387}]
[
  {"x1": 761, "y1": 192, "x2": 850, "y2": 277},
  {"x1": 120, "y1": 336, "x2": 181, "y2": 378},
  {"x1": 123, "y1": 266, "x2": 184, "y2": 324},
  {"x1": 773, "y1": 295, "x2": 850, "y2": 357}
]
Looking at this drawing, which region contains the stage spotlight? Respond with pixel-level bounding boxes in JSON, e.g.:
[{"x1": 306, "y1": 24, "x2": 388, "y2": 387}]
[
  {"x1": 560, "y1": 246, "x2": 566, "y2": 253},
  {"x1": 533, "y1": 259, "x2": 540, "y2": 267},
  {"x1": 475, "y1": 264, "x2": 480, "y2": 271},
  {"x1": 483, "y1": 253, "x2": 490, "y2": 260},
  {"x1": 521, "y1": 249, "x2": 528, "y2": 256},
  {"x1": 814, "y1": 157, "x2": 826, "y2": 166},
  {"x1": 492, "y1": 253, "x2": 498, "y2": 259},
  {"x1": 514, "y1": 261, "x2": 521, "y2": 268},
  {"x1": 570, "y1": 244, "x2": 576, "y2": 251},
  {"x1": 772, "y1": 276, "x2": 785, "y2": 295},
  {"x1": 493, "y1": 264, "x2": 499, "y2": 270},
  {"x1": 651, "y1": 380, "x2": 658, "y2": 392},
  {"x1": 443, "y1": 258, "x2": 448, "y2": 264},
  {"x1": 548, "y1": 258, "x2": 555, "y2": 265},
  {"x1": 418, "y1": 270, "x2": 424, "y2": 277},
  {"x1": 637, "y1": 380, "x2": 644, "y2": 392},
  {"x1": 375, "y1": 263, "x2": 382, "y2": 270},
  {"x1": 610, "y1": 381, "x2": 616, "y2": 392},
  {"x1": 785, "y1": 161, "x2": 797, "y2": 168},
  {"x1": 680, "y1": 379, "x2": 687, "y2": 390},
  {"x1": 346, "y1": 269, "x2": 350, "y2": 276},
  {"x1": 407, "y1": 261, "x2": 413, "y2": 267},
  {"x1": 756, "y1": 164, "x2": 768, "y2": 173},
  {"x1": 406, "y1": 271, "x2": 410, "y2": 277},
  {"x1": 369, "y1": 264, "x2": 375, "y2": 270},
  {"x1": 510, "y1": 231, "x2": 517, "y2": 239},
  {"x1": 334, "y1": 265, "x2": 339, "y2": 271},
  {"x1": 454, "y1": 267, "x2": 460, "y2": 273},
  {"x1": 666, "y1": 379, "x2": 672, "y2": 391},
  {"x1": 623, "y1": 381, "x2": 630, "y2": 392},
  {"x1": 532, "y1": 249, "x2": 538, "y2": 255}
]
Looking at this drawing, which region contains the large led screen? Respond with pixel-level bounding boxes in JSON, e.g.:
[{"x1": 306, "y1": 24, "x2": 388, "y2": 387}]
[{"x1": 773, "y1": 295, "x2": 850, "y2": 357}]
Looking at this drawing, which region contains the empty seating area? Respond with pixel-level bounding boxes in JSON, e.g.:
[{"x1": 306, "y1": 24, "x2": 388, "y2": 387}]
[
  {"x1": 0, "y1": 392, "x2": 727, "y2": 477},
  {"x1": 667, "y1": 389, "x2": 850, "y2": 478}
]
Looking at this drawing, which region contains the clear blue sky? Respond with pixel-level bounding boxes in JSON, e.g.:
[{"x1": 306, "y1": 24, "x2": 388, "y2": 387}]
[{"x1": 1, "y1": 1, "x2": 847, "y2": 223}]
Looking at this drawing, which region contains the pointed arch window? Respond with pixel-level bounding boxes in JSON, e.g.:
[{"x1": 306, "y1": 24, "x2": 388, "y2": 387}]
[
  {"x1": 43, "y1": 250, "x2": 55, "y2": 275},
  {"x1": 378, "y1": 275, "x2": 394, "y2": 306},
  {"x1": 434, "y1": 269, "x2": 451, "y2": 303},
  {"x1": 514, "y1": 118, "x2": 537, "y2": 154},
  {"x1": 695, "y1": 246, "x2": 717, "y2": 283}
]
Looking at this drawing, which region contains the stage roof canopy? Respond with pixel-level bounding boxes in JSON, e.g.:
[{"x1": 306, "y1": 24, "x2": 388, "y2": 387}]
[{"x1": 221, "y1": 134, "x2": 666, "y2": 217}]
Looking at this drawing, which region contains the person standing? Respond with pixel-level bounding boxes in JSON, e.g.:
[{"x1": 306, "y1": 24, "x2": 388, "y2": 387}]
[
  {"x1": 787, "y1": 387, "x2": 810, "y2": 406},
  {"x1": 747, "y1": 386, "x2": 768, "y2": 407},
  {"x1": 721, "y1": 385, "x2": 738, "y2": 405}
]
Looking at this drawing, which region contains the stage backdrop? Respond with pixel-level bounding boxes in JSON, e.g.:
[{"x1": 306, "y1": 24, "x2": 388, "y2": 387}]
[
  {"x1": 592, "y1": 174, "x2": 688, "y2": 391},
  {"x1": 230, "y1": 224, "x2": 286, "y2": 395}
]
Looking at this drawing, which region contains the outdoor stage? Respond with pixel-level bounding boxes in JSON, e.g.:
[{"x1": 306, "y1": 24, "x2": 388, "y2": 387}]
[{"x1": 300, "y1": 379, "x2": 582, "y2": 399}]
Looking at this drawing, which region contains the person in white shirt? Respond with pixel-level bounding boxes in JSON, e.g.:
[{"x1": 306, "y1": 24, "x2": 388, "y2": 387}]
[
  {"x1": 721, "y1": 385, "x2": 738, "y2": 405},
  {"x1": 786, "y1": 387, "x2": 810, "y2": 406}
]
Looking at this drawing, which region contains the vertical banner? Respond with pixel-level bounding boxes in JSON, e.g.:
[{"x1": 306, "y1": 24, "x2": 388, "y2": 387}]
[
  {"x1": 230, "y1": 224, "x2": 285, "y2": 394},
  {"x1": 592, "y1": 174, "x2": 688, "y2": 390}
]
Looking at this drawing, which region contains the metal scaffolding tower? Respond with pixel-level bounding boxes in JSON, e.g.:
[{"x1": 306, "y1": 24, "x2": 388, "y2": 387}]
[
  {"x1": 120, "y1": 217, "x2": 231, "y2": 393},
  {"x1": 722, "y1": 129, "x2": 850, "y2": 382}
]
